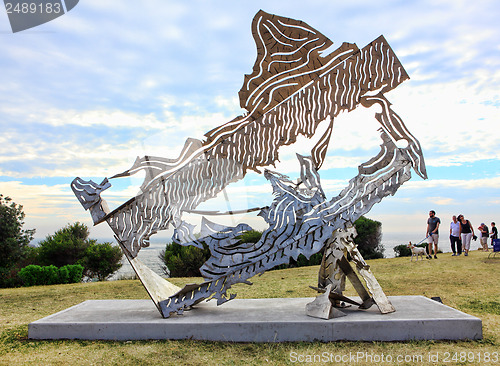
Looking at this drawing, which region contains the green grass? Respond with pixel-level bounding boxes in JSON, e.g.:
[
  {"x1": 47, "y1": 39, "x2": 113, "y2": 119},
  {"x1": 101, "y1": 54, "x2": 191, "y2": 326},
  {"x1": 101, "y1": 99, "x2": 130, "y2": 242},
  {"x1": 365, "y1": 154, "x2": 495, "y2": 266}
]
[{"x1": 1, "y1": 250, "x2": 499, "y2": 365}]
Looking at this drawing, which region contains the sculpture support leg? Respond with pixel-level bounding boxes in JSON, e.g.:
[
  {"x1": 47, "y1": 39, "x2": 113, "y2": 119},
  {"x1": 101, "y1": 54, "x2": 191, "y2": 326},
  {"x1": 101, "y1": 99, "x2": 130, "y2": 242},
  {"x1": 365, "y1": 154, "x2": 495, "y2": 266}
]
[
  {"x1": 113, "y1": 230, "x2": 181, "y2": 318},
  {"x1": 317, "y1": 225, "x2": 395, "y2": 314},
  {"x1": 318, "y1": 230, "x2": 346, "y2": 294},
  {"x1": 340, "y1": 225, "x2": 395, "y2": 314},
  {"x1": 337, "y1": 256, "x2": 373, "y2": 309},
  {"x1": 355, "y1": 265, "x2": 394, "y2": 313}
]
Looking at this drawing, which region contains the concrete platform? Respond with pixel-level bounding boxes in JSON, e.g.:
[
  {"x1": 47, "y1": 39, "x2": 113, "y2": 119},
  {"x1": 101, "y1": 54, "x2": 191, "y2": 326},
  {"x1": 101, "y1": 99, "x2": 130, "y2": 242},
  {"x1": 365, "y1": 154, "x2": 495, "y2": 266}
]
[{"x1": 28, "y1": 296, "x2": 482, "y2": 342}]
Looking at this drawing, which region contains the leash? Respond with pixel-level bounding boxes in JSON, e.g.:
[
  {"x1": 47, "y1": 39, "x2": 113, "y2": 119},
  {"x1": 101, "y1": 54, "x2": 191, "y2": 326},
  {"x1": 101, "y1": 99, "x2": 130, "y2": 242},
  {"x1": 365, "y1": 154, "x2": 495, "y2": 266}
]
[{"x1": 414, "y1": 235, "x2": 429, "y2": 246}]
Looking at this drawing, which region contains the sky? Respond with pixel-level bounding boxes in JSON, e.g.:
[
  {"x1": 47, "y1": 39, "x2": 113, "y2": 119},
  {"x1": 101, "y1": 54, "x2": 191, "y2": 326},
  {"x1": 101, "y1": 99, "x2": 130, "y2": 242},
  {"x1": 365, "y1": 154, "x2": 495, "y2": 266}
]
[{"x1": 0, "y1": 0, "x2": 499, "y2": 244}]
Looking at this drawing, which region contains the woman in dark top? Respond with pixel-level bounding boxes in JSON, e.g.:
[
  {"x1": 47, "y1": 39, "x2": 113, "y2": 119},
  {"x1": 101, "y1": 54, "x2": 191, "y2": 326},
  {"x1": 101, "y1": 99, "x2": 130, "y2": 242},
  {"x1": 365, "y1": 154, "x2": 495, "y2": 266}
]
[{"x1": 458, "y1": 214, "x2": 474, "y2": 256}]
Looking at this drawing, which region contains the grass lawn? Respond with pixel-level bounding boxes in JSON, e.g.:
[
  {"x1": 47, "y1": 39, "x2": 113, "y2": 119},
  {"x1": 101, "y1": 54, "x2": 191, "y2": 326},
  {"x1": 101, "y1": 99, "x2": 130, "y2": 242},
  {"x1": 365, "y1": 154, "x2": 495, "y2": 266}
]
[{"x1": 1, "y1": 250, "x2": 499, "y2": 365}]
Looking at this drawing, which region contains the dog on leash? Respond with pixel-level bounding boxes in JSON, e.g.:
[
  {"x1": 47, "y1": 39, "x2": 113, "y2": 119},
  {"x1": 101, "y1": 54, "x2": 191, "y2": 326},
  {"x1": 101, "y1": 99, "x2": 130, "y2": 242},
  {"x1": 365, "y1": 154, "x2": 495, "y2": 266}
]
[{"x1": 407, "y1": 242, "x2": 427, "y2": 261}]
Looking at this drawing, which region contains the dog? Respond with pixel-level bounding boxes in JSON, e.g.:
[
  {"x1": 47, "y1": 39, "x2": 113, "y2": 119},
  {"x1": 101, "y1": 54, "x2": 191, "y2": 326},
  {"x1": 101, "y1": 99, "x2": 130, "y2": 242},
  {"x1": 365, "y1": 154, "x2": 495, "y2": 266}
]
[{"x1": 407, "y1": 242, "x2": 427, "y2": 261}]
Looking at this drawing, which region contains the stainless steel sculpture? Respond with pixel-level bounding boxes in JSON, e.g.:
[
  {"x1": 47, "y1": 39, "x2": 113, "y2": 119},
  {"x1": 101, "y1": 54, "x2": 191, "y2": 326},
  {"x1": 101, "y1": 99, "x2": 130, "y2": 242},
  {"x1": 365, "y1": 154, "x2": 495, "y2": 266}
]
[{"x1": 71, "y1": 10, "x2": 426, "y2": 318}]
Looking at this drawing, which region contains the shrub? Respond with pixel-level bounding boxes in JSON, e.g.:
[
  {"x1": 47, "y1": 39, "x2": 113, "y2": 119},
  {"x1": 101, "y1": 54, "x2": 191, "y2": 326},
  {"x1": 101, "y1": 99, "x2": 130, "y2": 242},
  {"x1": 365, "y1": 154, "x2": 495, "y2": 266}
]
[
  {"x1": 294, "y1": 252, "x2": 324, "y2": 267},
  {"x1": 18, "y1": 264, "x2": 84, "y2": 286},
  {"x1": 40, "y1": 265, "x2": 59, "y2": 285},
  {"x1": 393, "y1": 244, "x2": 411, "y2": 257},
  {"x1": 37, "y1": 222, "x2": 89, "y2": 267},
  {"x1": 354, "y1": 216, "x2": 385, "y2": 259},
  {"x1": 80, "y1": 241, "x2": 122, "y2": 281},
  {"x1": 67, "y1": 264, "x2": 84, "y2": 283},
  {"x1": 18, "y1": 265, "x2": 40, "y2": 286},
  {"x1": 18, "y1": 265, "x2": 58, "y2": 286},
  {"x1": 159, "y1": 242, "x2": 211, "y2": 277},
  {"x1": 36, "y1": 223, "x2": 122, "y2": 281},
  {"x1": 58, "y1": 265, "x2": 69, "y2": 284}
]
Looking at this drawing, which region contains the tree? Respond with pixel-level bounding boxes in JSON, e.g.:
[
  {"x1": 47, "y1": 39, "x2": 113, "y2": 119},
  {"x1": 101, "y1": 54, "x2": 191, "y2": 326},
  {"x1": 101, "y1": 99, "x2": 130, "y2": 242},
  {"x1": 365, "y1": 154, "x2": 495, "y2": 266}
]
[
  {"x1": 37, "y1": 222, "x2": 90, "y2": 267},
  {"x1": 0, "y1": 195, "x2": 35, "y2": 287},
  {"x1": 80, "y1": 241, "x2": 122, "y2": 281},
  {"x1": 354, "y1": 216, "x2": 385, "y2": 259},
  {"x1": 37, "y1": 222, "x2": 123, "y2": 281},
  {"x1": 159, "y1": 242, "x2": 211, "y2": 277}
]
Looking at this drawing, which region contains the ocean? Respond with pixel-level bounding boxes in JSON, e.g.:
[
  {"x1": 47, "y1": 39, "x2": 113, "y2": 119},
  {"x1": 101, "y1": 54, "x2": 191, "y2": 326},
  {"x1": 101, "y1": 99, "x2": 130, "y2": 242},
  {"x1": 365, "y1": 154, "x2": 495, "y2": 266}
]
[{"x1": 109, "y1": 231, "x2": 458, "y2": 280}]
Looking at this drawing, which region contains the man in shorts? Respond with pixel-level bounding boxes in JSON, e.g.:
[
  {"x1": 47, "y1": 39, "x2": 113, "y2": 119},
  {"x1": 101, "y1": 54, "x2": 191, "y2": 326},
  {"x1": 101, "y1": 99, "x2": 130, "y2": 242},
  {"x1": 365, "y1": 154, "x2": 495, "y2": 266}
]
[
  {"x1": 426, "y1": 210, "x2": 440, "y2": 259},
  {"x1": 479, "y1": 223, "x2": 489, "y2": 251}
]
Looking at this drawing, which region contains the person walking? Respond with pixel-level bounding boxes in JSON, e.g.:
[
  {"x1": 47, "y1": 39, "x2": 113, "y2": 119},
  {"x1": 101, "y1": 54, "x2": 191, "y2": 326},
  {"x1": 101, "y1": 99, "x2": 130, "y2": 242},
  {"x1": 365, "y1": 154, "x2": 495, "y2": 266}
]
[
  {"x1": 450, "y1": 215, "x2": 461, "y2": 256},
  {"x1": 458, "y1": 214, "x2": 474, "y2": 256},
  {"x1": 426, "y1": 210, "x2": 440, "y2": 259},
  {"x1": 478, "y1": 223, "x2": 489, "y2": 252}
]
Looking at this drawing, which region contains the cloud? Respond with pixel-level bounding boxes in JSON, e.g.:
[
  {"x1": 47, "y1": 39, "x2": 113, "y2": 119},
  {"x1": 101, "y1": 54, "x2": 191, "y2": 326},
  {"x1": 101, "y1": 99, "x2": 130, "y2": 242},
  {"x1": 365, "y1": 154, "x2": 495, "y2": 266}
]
[
  {"x1": 0, "y1": 93, "x2": 247, "y2": 179},
  {"x1": 388, "y1": 81, "x2": 500, "y2": 165},
  {"x1": 405, "y1": 175, "x2": 500, "y2": 190},
  {"x1": 1, "y1": 0, "x2": 499, "y2": 239},
  {"x1": 0, "y1": 178, "x2": 143, "y2": 238},
  {"x1": 43, "y1": 109, "x2": 162, "y2": 129},
  {"x1": 429, "y1": 197, "x2": 456, "y2": 205}
]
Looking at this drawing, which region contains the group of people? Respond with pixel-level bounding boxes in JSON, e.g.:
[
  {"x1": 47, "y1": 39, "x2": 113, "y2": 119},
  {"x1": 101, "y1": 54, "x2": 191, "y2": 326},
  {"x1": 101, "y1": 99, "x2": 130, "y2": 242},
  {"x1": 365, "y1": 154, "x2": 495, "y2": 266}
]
[{"x1": 425, "y1": 210, "x2": 498, "y2": 258}]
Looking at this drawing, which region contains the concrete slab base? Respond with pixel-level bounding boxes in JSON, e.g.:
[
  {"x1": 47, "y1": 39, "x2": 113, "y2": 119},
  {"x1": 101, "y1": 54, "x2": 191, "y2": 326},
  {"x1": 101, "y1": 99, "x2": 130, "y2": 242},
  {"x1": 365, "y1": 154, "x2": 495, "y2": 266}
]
[{"x1": 28, "y1": 296, "x2": 482, "y2": 342}]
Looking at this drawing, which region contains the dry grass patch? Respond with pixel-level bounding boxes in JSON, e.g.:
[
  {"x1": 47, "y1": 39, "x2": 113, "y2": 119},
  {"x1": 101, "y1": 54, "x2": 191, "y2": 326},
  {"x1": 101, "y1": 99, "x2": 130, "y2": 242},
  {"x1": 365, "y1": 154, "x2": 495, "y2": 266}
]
[{"x1": 1, "y1": 249, "x2": 499, "y2": 365}]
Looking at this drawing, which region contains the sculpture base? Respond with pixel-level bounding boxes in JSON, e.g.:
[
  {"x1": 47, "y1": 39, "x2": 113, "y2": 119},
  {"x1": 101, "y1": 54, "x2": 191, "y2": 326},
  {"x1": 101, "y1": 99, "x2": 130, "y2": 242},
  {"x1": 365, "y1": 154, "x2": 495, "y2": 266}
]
[{"x1": 28, "y1": 296, "x2": 481, "y2": 342}]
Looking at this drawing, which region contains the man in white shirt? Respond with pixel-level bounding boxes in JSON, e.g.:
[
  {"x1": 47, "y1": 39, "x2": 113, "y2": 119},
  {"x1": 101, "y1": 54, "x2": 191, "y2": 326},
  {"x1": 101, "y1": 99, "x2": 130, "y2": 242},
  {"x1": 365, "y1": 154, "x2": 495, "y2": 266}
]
[{"x1": 449, "y1": 215, "x2": 461, "y2": 256}]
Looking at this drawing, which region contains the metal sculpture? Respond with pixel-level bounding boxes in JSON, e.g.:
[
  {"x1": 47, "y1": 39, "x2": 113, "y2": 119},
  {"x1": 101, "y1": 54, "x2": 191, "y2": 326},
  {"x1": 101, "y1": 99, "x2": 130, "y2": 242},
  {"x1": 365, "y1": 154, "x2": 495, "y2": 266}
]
[{"x1": 71, "y1": 10, "x2": 426, "y2": 318}]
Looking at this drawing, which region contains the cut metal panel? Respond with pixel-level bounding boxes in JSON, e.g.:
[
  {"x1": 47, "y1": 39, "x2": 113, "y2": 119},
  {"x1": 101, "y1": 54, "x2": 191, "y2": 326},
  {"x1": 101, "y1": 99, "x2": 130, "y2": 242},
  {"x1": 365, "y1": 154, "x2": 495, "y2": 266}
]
[{"x1": 71, "y1": 11, "x2": 424, "y2": 319}]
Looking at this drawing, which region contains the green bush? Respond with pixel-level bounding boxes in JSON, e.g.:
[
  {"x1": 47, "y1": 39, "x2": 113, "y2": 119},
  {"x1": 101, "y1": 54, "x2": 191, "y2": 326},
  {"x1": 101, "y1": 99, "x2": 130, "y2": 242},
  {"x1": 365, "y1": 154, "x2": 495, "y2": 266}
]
[
  {"x1": 37, "y1": 222, "x2": 89, "y2": 267},
  {"x1": 18, "y1": 264, "x2": 83, "y2": 286},
  {"x1": 18, "y1": 265, "x2": 40, "y2": 286},
  {"x1": 354, "y1": 216, "x2": 384, "y2": 259},
  {"x1": 18, "y1": 265, "x2": 57, "y2": 286},
  {"x1": 40, "y1": 265, "x2": 59, "y2": 285},
  {"x1": 159, "y1": 242, "x2": 211, "y2": 277},
  {"x1": 67, "y1": 264, "x2": 84, "y2": 283},
  {"x1": 393, "y1": 244, "x2": 411, "y2": 257},
  {"x1": 80, "y1": 241, "x2": 122, "y2": 281},
  {"x1": 393, "y1": 243, "x2": 427, "y2": 257},
  {"x1": 58, "y1": 265, "x2": 69, "y2": 284},
  {"x1": 36, "y1": 223, "x2": 122, "y2": 281}
]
